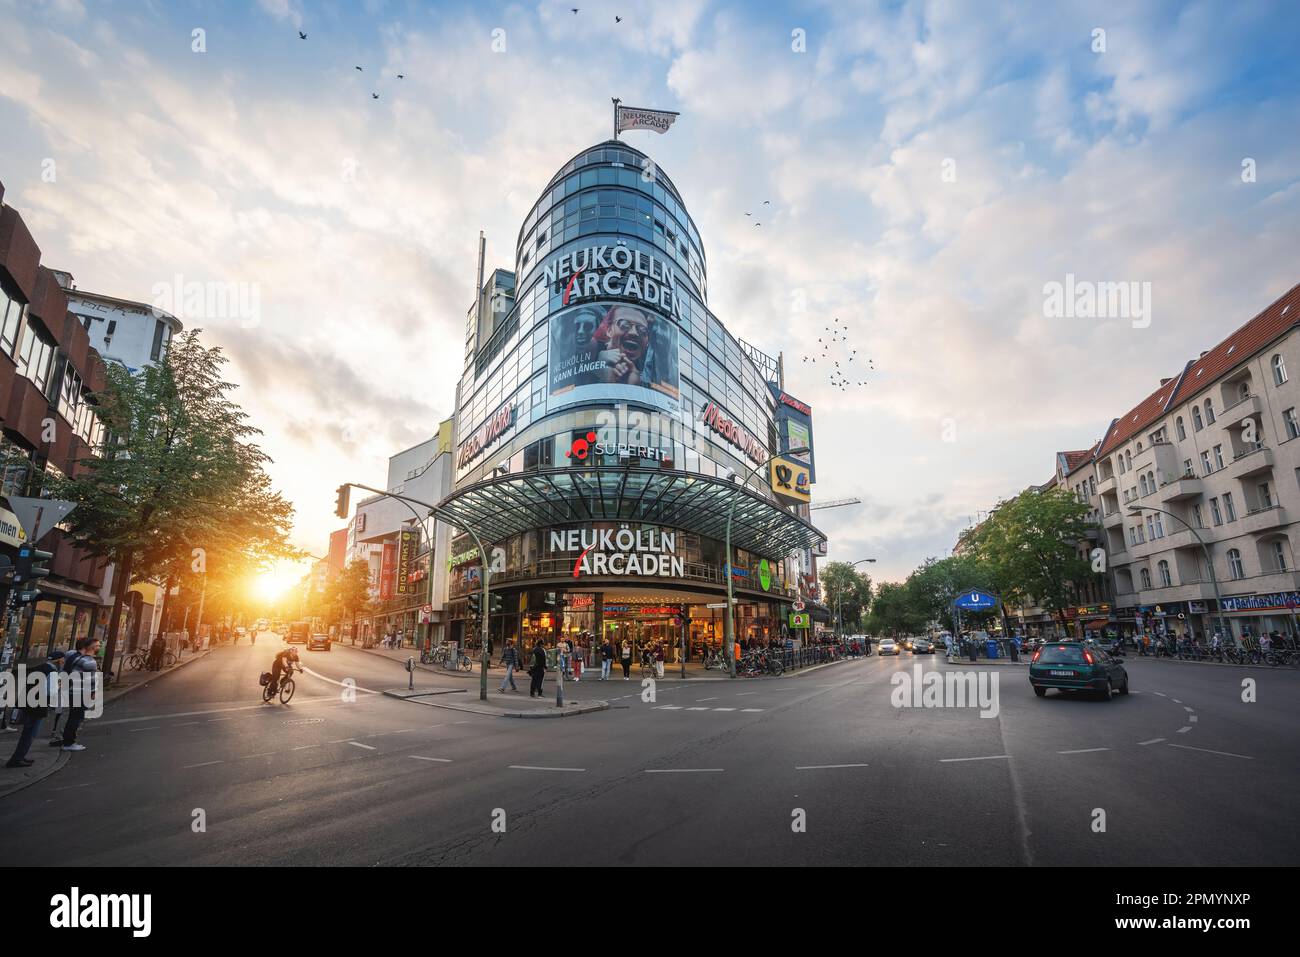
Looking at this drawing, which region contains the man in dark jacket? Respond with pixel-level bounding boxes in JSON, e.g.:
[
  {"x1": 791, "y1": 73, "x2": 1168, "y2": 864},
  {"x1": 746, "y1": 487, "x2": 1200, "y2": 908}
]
[
  {"x1": 600, "y1": 638, "x2": 614, "y2": 680},
  {"x1": 498, "y1": 639, "x2": 520, "y2": 693},
  {"x1": 6, "y1": 649, "x2": 64, "y2": 768},
  {"x1": 59, "y1": 636, "x2": 100, "y2": 752},
  {"x1": 529, "y1": 640, "x2": 547, "y2": 698}
]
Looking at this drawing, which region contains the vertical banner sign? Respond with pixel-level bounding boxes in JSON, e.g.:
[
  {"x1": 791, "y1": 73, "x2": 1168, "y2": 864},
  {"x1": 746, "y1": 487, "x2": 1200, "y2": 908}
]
[
  {"x1": 396, "y1": 530, "x2": 415, "y2": 596},
  {"x1": 380, "y1": 541, "x2": 397, "y2": 602}
]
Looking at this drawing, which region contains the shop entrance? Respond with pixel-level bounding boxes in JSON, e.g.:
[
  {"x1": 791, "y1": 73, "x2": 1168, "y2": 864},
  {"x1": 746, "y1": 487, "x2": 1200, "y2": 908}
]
[{"x1": 602, "y1": 617, "x2": 680, "y2": 663}]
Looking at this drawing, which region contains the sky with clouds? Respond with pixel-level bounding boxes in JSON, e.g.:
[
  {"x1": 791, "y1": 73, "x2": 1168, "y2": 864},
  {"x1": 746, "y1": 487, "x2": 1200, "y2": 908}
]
[{"x1": 1, "y1": 0, "x2": 1297, "y2": 584}]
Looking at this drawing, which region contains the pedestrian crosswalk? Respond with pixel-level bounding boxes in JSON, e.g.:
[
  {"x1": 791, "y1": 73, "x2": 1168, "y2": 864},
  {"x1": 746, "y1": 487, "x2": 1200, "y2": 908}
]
[{"x1": 652, "y1": 704, "x2": 765, "y2": 713}]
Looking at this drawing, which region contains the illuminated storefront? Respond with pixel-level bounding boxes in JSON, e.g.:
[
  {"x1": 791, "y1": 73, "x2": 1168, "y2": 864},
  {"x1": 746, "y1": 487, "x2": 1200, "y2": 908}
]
[{"x1": 437, "y1": 140, "x2": 825, "y2": 656}]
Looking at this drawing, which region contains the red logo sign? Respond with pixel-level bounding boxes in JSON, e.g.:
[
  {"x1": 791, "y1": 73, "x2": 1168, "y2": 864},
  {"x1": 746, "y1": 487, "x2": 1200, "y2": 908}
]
[{"x1": 567, "y1": 431, "x2": 597, "y2": 460}]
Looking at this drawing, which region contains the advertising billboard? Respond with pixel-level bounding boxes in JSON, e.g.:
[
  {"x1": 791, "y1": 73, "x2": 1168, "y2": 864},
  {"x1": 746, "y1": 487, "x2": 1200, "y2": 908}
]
[
  {"x1": 769, "y1": 455, "x2": 812, "y2": 504},
  {"x1": 548, "y1": 302, "x2": 679, "y2": 412},
  {"x1": 768, "y1": 385, "x2": 816, "y2": 482}
]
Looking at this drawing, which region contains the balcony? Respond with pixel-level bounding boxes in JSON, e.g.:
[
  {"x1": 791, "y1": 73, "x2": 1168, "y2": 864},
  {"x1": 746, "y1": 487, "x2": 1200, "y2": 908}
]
[
  {"x1": 1221, "y1": 392, "x2": 1263, "y2": 423},
  {"x1": 1240, "y1": 504, "x2": 1288, "y2": 535},
  {"x1": 1136, "y1": 578, "x2": 1222, "y2": 604},
  {"x1": 1097, "y1": 474, "x2": 1117, "y2": 495},
  {"x1": 1102, "y1": 508, "x2": 1124, "y2": 529},
  {"x1": 1229, "y1": 446, "x2": 1274, "y2": 479},
  {"x1": 1158, "y1": 474, "x2": 1203, "y2": 502}
]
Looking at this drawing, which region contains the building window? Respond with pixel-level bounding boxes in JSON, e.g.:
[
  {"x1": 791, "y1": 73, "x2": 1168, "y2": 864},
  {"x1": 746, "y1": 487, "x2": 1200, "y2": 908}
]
[
  {"x1": 1223, "y1": 492, "x2": 1236, "y2": 522},
  {"x1": 1274, "y1": 541, "x2": 1288, "y2": 572},
  {"x1": 1227, "y1": 549, "x2": 1244, "y2": 580},
  {"x1": 1274, "y1": 354, "x2": 1288, "y2": 385},
  {"x1": 1176, "y1": 416, "x2": 1186, "y2": 440},
  {"x1": 1140, "y1": 568, "x2": 1152, "y2": 589},
  {"x1": 1125, "y1": 450, "x2": 1132, "y2": 471},
  {"x1": 1205, "y1": 399, "x2": 1215, "y2": 424},
  {"x1": 1210, "y1": 498, "x2": 1223, "y2": 525},
  {"x1": 1192, "y1": 503, "x2": 1204, "y2": 527},
  {"x1": 1183, "y1": 458, "x2": 1193, "y2": 477},
  {"x1": 1239, "y1": 381, "x2": 1251, "y2": 401},
  {"x1": 1193, "y1": 406, "x2": 1203, "y2": 431},
  {"x1": 1213, "y1": 445, "x2": 1224, "y2": 470},
  {"x1": 1285, "y1": 408, "x2": 1300, "y2": 440},
  {"x1": 1146, "y1": 470, "x2": 1155, "y2": 492},
  {"x1": 1259, "y1": 482, "x2": 1273, "y2": 508},
  {"x1": 15, "y1": 319, "x2": 56, "y2": 395},
  {"x1": 1153, "y1": 513, "x2": 1164, "y2": 537},
  {"x1": 0, "y1": 285, "x2": 25, "y2": 356},
  {"x1": 1158, "y1": 560, "x2": 1172, "y2": 587},
  {"x1": 1139, "y1": 474, "x2": 1149, "y2": 495},
  {"x1": 1201, "y1": 450, "x2": 1212, "y2": 475}
]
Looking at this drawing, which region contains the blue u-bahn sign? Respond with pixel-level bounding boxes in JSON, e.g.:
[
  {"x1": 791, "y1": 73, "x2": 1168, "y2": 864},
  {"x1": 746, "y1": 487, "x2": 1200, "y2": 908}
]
[{"x1": 952, "y1": 589, "x2": 999, "y2": 611}]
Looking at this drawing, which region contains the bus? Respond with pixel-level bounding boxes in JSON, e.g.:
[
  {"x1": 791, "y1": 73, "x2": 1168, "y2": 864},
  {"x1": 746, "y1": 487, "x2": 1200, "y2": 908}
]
[{"x1": 287, "y1": 621, "x2": 310, "y2": 644}]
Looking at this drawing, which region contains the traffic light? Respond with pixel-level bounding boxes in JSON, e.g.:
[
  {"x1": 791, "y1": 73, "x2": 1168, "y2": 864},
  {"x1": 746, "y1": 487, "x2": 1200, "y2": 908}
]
[
  {"x1": 14, "y1": 546, "x2": 53, "y2": 584},
  {"x1": 489, "y1": 592, "x2": 503, "y2": 615},
  {"x1": 334, "y1": 484, "x2": 351, "y2": 519},
  {"x1": 467, "y1": 592, "x2": 481, "y2": 617}
]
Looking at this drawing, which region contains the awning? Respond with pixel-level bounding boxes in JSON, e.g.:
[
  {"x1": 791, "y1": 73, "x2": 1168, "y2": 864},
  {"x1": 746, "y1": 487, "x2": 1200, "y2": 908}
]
[{"x1": 435, "y1": 467, "x2": 826, "y2": 558}]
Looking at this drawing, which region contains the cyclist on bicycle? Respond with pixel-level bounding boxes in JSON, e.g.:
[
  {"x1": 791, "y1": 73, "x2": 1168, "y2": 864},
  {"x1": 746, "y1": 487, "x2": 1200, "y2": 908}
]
[{"x1": 268, "y1": 647, "x2": 300, "y2": 694}]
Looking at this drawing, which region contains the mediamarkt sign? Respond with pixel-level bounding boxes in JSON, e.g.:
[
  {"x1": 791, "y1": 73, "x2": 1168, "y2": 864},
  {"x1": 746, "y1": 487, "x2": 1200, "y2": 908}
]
[
  {"x1": 700, "y1": 401, "x2": 765, "y2": 465},
  {"x1": 544, "y1": 246, "x2": 684, "y2": 320},
  {"x1": 457, "y1": 400, "x2": 516, "y2": 469},
  {"x1": 552, "y1": 527, "x2": 685, "y2": 578}
]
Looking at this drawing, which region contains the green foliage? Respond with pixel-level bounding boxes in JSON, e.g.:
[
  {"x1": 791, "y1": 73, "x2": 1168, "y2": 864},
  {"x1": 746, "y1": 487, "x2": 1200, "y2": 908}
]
[
  {"x1": 864, "y1": 581, "x2": 926, "y2": 636},
  {"x1": 325, "y1": 560, "x2": 373, "y2": 626},
  {"x1": 819, "y1": 561, "x2": 873, "y2": 631},
  {"x1": 904, "y1": 555, "x2": 997, "y2": 632}
]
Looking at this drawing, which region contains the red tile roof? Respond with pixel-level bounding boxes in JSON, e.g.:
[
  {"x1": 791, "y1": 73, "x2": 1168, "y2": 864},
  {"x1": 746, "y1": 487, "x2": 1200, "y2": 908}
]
[
  {"x1": 1062, "y1": 445, "x2": 1097, "y2": 475},
  {"x1": 1096, "y1": 375, "x2": 1184, "y2": 457}
]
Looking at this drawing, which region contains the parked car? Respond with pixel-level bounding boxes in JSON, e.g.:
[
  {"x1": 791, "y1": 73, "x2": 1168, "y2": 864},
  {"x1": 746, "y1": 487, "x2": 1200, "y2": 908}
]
[
  {"x1": 1029, "y1": 641, "x2": 1129, "y2": 700},
  {"x1": 307, "y1": 633, "x2": 332, "y2": 652},
  {"x1": 878, "y1": 638, "x2": 900, "y2": 656}
]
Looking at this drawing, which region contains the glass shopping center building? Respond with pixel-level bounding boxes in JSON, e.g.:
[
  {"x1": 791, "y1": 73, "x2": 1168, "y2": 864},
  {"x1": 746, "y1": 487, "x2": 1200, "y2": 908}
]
[{"x1": 436, "y1": 140, "x2": 825, "y2": 661}]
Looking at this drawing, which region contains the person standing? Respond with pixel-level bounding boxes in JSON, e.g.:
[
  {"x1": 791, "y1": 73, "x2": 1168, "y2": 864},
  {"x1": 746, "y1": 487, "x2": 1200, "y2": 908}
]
[
  {"x1": 600, "y1": 636, "x2": 614, "y2": 680},
  {"x1": 654, "y1": 642, "x2": 665, "y2": 679},
  {"x1": 6, "y1": 649, "x2": 64, "y2": 768},
  {"x1": 59, "y1": 636, "x2": 101, "y2": 752},
  {"x1": 498, "y1": 639, "x2": 520, "y2": 693},
  {"x1": 619, "y1": 640, "x2": 632, "y2": 680},
  {"x1": 528, "y1": 639, "x2": 547, "y2": 698}
]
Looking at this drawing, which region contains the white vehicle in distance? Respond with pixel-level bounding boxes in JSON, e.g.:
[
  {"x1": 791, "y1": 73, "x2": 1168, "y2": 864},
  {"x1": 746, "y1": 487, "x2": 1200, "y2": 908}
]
[{"x1": 878, "y1": 638, "x2": 900, "y2": 656}]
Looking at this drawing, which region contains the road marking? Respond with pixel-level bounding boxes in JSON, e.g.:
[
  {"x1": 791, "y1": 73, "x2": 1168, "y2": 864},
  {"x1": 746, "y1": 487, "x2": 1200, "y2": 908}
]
[
  {"x1": 654, "y1": 705, "x2": 683, "y2": 710},
  {"x1": 940, "y1": 755, "x2": 1010, "y2": 763},
  {"x1": 696, "y1": 697, "x2": 719, "y2": 702},
  {"x1": 1138, "y1": 738, "x2": 1165, "y2": 746},
  {"x1": 182, "y1": 760, "x2": 223, "y2": 769},
  {"x1": 740, "y1": 708, "x2": 764, "y2": 712},
  {"x1": 53, "y1": 782, "x2": 93, "y2": 790},
  {"x1": 178, "y1": 721, "x2": 204, "y2": 726},
  {"x1": 795, "y1": 763, "x2": 869, "y2": 770},
  {"x1": 712, "y1": 707, "x2": 736, "y2": 712},
  {"x1": 1183, "y1": 706, "x2": 1195, "y2": 713},
  {"x1": 130, "y1": 726, "x2": 161, "y2": 732},
  {"x1": 1057, "y1": 748, "x2": 1110, "y2": 755},
  {"x1": 644, "y1": 768, "x2": 724, "y2": 773},
  {"x1": 348, "y1": 741, "x2": 377, "y2": 750},
  {"x1": 736, "y1": 692, "x2": 757, "y2": 696},
  {"x1": 1167, "y1": 743, "x2": 1253, "y2": 760},
  {"x1": 685, "y1": 707, "x2": 710, "y2": 711},
  {"x1": 409, "y1": 756, "x2": 452, "y2": 763},
  {"x1": 93, "y1": 696, "x2": 345, "y2": 728},
  {"x1": 1172, "y1": 698, "x2": 1182, "y2": 704},
  {"x1": 302, "y1": 667, "x2": 383, "y2": 695},
  {"x1": 508, "y1": 765, "x2": 585, "y2": 772},
  {"x1": 1176, "y1": 726, "x2": 1192, "y2": 734},
  {"x1": 1152, "y1": 691, "x2": 1167, "y2": 697}
]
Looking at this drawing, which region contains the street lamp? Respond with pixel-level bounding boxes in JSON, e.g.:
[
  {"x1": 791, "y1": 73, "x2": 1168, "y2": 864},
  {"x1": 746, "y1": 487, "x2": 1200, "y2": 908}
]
[
  {"x1": 836, "y1": 558, "x2": 877, "y2": 638},
  {"x1": 1127, "y1": 504, "x2": 1231, "y2": 646},
  {"x1": 723, "y1": 446, "x2": 810, "y2": 678}
]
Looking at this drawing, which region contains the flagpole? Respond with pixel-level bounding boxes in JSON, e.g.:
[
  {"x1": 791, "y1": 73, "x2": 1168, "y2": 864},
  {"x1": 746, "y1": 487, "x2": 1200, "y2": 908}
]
[{"x1": 612, "y1": 97, "x2": 620, "y2": 140}]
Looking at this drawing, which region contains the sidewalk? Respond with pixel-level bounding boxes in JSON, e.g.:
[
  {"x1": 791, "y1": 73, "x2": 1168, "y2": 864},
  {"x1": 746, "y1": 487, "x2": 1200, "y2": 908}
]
[{"x1": 0, "y1": 648, "x2": 211, "y2": 798}]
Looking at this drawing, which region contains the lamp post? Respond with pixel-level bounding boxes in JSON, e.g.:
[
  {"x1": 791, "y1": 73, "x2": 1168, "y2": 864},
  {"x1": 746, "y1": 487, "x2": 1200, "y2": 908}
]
[
  {"x1": 723, "y1": 446, "x2": 810, "y2": 678},
  {"x1": 835, "y1": 558, "x2": 877, "y2": 639},
  {"x1": 344, "y1": 484, "x2": 493, "y2": 700},
  {"x1": 1128, "y1": 504, "x2": 1231, "y2": 646}
]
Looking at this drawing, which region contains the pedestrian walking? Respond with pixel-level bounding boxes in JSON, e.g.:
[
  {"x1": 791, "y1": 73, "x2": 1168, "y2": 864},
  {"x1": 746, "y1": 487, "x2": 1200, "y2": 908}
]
[
  {"x1": 498, "y1": 639, "x2": 520, "y2": 693},
  {"x1": 146, "y1": 634, "x2": 166, "y2": 671},
  {"x1": 6, "y1": 649, "x2": 64, "y2": 769},
  {"x1": 620, "y1": 640, "x2": 632, "y2": 680},
  {"x1": 654, "y1": 643, "x2": 665, "y2": 679},
  {"x1": 528, "y1": 639, "x2": 548, "y2": 697},
  {"x1": 600, "y1": 636, "x2": 614, "y2": 680},
  {"x1": 58, "y1": 636, "x2": 100, "y2": 752}
]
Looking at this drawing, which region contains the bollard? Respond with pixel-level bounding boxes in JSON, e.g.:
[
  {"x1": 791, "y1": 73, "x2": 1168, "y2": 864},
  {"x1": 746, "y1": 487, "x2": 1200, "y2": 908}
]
[{"x1": 407, "y1": 656, "x2": 415, "y2": 691}]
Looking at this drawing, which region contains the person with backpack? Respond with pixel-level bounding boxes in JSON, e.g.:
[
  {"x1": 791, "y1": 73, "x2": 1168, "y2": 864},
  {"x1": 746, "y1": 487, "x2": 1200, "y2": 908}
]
[
  {"x1": 57, "y1": 636, "x2": 100, "y2": 752},
  {"x1": 6, "y1": 649, "x2": 65, "y2": 768}
]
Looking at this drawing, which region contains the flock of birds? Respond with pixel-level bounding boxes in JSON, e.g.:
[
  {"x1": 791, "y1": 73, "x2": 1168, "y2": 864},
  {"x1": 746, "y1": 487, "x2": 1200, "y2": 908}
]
[{"x1": 804, "y1": 317, "x2": 873, "y2": 391}]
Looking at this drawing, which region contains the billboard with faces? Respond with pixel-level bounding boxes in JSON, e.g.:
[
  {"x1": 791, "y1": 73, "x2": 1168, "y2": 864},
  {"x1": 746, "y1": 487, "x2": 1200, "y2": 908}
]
[{"x1": 547, "y1": 301, "x2": 680, "y2": 413}]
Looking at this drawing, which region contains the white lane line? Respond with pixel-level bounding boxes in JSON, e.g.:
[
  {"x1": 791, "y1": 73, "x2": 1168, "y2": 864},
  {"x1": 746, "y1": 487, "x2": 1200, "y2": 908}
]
[
  {"x1": 95, "y1": 696, "x2": 344, "y2": 728},
  {"x1": 685, "y1": 707, "x2": 710, "y2": 711},
  {"x1": 508, "y1": 765, "x2": 585, "y2": 772},
  {"x1": 795, "y1": 763, "x2": 870, "y2": 770},
  {"x1": 1176, "y1": 726, "x2": 1193, "y2": 734},
  {"x1": 130, "y1": 726, "x2": 161, "y2": 732},
  {"x1": 1057, "y1": 748, "x2": 1110, "y2": 755},
  {"x1": 409, "y1": 756, "x2": 452, "y2": 763},
  {"x1": 348, "y1": 741, "x2": 377, "y2": 750},
  {"x1": 644, "y1": 768, "x2": 724, "y2": 773},
  {"x1": 1172, "y1": 698, "x2": 1183, "y2": 704},
  {"x1": 1167, "y1": 743, "x2": 1254, "y2": 760},
  {"x1": 654, "y1": 705, "x2": 683, "y2": 710},
  {"x1": 696, "y1": 697, "x2": 719, "y2": 702},
  {"x1": 712, "y1": 707, "x2": 736, "y2": 712},
  {"x1": 182, "y1": 760, "x2": 223, "y2": 769},
  {"x1": 736, "y1": 692, "x2": 757, "y2": 697},
  {"x1": 940, "y1": 755, "x2": 1010, "y2": 763},
  {"x1": 1183, "y1": 706, "x2": 1195, "y2": 713},
  {"x1": 53, "y1": 782, "x2": 93, "y2": 790},
  {"x1": 1152, "y1": 691, "x2": 1167, "y2": 697},
  {"x1": 454, "y1": 720, "x2": 472, "y2": 725},
  {"x1": 1138, "y1": 738, "x2": 1166, "y2": 746},
  {"x1": 1189, "y1": 715, "x2": 1198, "y2": 723},
  {"x1": 178, "y1": 721, "x2": 204, "y2": 726},
  {"x1": 740, "y1": 708, "x2": 764, "y2": 712},
  {"x1": 301, "y1": 667, "x2": 383, "y2": 695}
]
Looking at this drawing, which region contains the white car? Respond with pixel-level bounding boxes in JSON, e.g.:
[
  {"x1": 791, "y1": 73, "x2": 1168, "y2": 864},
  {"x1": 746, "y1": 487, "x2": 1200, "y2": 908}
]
[{"x1": 878, "y1": 638, "x2": 900, "y2": 656}]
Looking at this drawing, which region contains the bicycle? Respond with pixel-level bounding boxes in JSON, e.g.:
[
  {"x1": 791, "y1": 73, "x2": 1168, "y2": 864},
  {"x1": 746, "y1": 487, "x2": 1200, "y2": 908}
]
[
  {"x1": 163, "y1": 650, "x2": 177, "y2": 668},
  {"x1": 457, "y1": 652, "x2": 475, "y2": 672},
  {"x1": 639, "y1": 654, "x2": 655, "y2": 679},
  {"x1": 703, "y1": 649, "x2": 727, "y2": 670},
  {"x1": 261, "y1": 665, "x2": 301, "y2": 704},
  {"x1": 124, "y1": 650, "x2": 147, "y2": 670}
]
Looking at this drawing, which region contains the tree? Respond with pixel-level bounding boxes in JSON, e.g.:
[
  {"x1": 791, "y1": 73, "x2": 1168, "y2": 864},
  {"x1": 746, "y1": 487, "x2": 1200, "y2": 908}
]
[
  {"x1": 904, "y1": 555, "x2": 995, "y2": 632},
  {"x1": 962, "y1": 486, "x2": 1096, "y2": 628},
  {"x1": 325, "y1": 561, "x2": 373, "y2": 633},
  {"x1": 49, "y1": 330, "x2": 297, "y2": 679},
  {"x1": 865, "y1": 581, "x2": 925, "y2": 637},
  {"x1": 819, "y1": 561, "x2": 873, "y2": 633}
]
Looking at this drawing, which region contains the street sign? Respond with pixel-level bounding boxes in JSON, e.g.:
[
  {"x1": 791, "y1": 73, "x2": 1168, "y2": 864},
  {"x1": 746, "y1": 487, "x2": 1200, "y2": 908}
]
[
  {"x1": 706, "y1": 602, "x2": 728, "y2": 609},
  {"x1": 789, "y1": 612, "x2": 810, "y2": 628},
  {"x1": 792, "y1": 598, "x2": 806, "y2": 612},
  {"x1": 952, "y1": 589, "x2": 998, "y2": 611},
  {"x1": 6, "y1": 496, "x2": 77, "y2": 544}
]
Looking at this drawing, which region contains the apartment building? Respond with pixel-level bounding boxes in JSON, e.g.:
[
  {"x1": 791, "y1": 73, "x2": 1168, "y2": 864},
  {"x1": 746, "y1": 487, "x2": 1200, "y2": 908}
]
[{"x1": 1097, "y1": 282, "x2": 1300, "y2": 643}]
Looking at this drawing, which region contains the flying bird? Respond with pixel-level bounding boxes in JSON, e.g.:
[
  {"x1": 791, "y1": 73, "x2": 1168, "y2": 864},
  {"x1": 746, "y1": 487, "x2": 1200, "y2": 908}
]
[
  {"x1": 571, "y1": 7, "x2": 579, "y2": 12},
  {"x1": 298, "y1": 31, "x2": 307, "y2": 39},
  {"x1": 372, "y1": 93, "x2": 379, "y2": 99},
  {"x1": 745, "y1": 212, "x2": 751, "y2": 216},
  {"x1": 397, "y1": 74, "x2": 405, "y2": 79},
  {"x1": 615, "y1": 16, "x2": 622, "y2": 23},
  {"x1": 763, "y1": 200, "x2": 770, "y2": 205},
  {"x1": 754, "y1": 222, "x2": 761, "y2": 227}
]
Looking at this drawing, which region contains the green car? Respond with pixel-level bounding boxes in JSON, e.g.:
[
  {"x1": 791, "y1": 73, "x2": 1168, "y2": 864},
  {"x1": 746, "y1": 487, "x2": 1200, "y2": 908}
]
[{"x1": 1029, "y1": 641, "x2": 1129, "y2": 700}]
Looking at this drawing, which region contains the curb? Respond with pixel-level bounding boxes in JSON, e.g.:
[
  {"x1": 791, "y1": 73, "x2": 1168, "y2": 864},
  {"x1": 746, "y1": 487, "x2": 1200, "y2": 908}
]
[
  {"x1": 381, "y1": 688, "x2": 610, "y2": 718},
  {"x1": 0, "y1": 747, "x2": 70, "y2": 799},
  {"x1": 1127, "y1": 655, "x2": 1297, "y2": 671},
  {"x1": 103, "y1": 649, "x2": 213, "y2": 706},
  {"x1": 336, "y1": 642, "x2": 499, "y2": 680}
]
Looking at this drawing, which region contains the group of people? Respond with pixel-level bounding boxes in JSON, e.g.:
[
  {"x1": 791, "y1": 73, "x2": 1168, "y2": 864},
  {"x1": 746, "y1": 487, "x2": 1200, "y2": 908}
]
[
  {"x1": 5, "y1": 636, "x2": 100, "y2": 769},
  {"x1": 496, "y1": 633, "x2": 676, "y2": 695}
]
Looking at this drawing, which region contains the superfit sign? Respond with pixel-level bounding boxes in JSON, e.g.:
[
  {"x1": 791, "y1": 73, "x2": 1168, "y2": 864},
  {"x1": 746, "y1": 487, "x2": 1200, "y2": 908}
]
[
  {"x1": 545, "y1": 246, "x2": 684, "y2": 321},
  {"x1": 699, "y1": 402, "x2": 766, "y2": 465},
  {"x1": 456, "y1": 399, "x2": 516, "y2": 469},
  {"x1": 551, "y1": 527, "x2": 685, "y2": 578}
]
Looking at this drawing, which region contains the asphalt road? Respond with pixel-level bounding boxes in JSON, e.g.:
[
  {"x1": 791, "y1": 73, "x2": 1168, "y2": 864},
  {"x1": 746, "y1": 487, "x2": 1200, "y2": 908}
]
[{"x1": 2, "y1": 637, "x2": 1296, "y2": 866}]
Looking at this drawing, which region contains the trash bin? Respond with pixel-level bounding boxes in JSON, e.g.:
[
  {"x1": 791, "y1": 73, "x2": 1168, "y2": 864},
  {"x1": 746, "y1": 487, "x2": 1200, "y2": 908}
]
[{"x1": 985, "y1": 639, "x2": 999, "y2": 659}]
